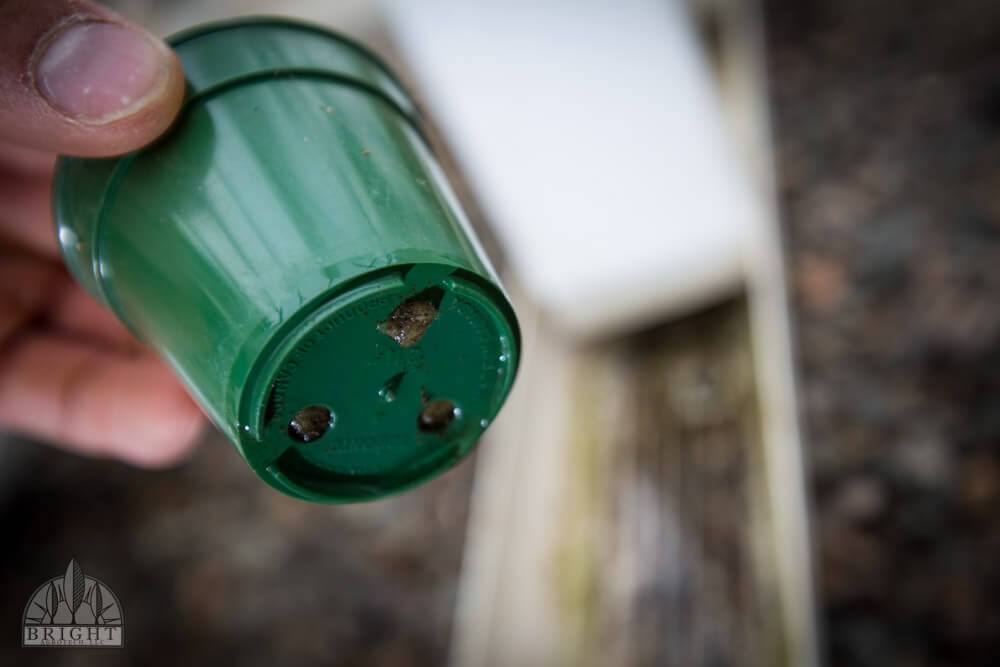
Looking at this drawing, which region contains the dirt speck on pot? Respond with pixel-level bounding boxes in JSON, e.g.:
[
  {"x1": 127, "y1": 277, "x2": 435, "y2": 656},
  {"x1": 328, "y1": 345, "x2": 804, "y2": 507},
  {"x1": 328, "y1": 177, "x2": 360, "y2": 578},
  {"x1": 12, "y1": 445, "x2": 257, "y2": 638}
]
[{"x1": 378, "y1": 299, "x2": 439, "y2": 347}]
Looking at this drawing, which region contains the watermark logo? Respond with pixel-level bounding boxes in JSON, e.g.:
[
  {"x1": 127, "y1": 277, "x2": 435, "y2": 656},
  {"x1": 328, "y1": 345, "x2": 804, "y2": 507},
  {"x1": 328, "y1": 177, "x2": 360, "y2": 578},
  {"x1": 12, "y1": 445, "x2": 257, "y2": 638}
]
[{"x1": 21, "y1": 559, "x2": 124, "y2": 648}]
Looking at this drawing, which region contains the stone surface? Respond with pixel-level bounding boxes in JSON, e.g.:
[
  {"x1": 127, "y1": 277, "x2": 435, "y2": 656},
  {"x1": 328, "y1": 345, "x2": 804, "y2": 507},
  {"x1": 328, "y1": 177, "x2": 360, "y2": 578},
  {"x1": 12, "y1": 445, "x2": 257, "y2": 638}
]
[
  {"x1": 0, "y1": 433, "x2": 473, "y2": 666},
  {"x1": 766, "y1": 1, "x2": 1000, "y2": 664}
]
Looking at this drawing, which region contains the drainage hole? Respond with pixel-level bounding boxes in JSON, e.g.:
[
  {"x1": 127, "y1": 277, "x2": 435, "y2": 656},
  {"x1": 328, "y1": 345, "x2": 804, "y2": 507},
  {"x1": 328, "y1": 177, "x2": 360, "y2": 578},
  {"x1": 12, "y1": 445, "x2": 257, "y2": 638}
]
[
  {"x1": 288, "y1": 405, "x2": 332, "y2": 443},
  {"x1": 417, "y1": 399, "x2": 456, "y2": 434}
]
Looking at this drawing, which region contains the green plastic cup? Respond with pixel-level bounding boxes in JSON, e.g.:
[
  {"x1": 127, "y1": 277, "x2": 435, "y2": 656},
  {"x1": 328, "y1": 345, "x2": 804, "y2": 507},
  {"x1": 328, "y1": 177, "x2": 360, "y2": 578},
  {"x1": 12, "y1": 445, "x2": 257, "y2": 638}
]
[{"x1": 53, "y1": 17, "x2": 520, "y2": 502}]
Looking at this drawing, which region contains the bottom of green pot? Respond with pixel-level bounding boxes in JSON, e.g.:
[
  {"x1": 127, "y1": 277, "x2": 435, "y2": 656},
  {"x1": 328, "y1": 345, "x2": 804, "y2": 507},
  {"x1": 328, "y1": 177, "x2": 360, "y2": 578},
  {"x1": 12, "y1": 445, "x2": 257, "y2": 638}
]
[{"x1": 236, "y1": 263, "x2": 519, "y2": 502}]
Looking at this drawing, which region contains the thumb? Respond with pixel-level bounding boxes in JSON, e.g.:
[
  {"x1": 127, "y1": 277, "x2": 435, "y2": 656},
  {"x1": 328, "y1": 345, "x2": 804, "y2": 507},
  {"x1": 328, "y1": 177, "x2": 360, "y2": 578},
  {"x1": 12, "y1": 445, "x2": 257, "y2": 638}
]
[{"x1": 0, "y1": 0, "x2": 184, "y2": 157}]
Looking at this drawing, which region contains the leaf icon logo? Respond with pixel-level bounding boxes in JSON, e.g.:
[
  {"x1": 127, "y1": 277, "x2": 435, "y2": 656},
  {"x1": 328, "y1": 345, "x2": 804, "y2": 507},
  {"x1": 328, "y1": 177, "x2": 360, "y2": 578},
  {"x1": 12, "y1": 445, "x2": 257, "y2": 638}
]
[
  {"x1": 45, "y1": 583, "x2": 58, "y2": 620},
  {"x1": 64, "y1": 560, "x2": 85, "y2": 620},
  {"x1": 94, "y1": 585, "x2": 104, "y2": 624}
]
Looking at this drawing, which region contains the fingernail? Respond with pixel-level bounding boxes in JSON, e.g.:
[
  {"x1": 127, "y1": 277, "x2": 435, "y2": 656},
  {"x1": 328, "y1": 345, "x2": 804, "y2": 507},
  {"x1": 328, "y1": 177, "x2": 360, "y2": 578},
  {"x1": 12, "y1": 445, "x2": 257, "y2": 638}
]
[{"x1": 34, "y1": 20, "x2": 168, "y2": 124}]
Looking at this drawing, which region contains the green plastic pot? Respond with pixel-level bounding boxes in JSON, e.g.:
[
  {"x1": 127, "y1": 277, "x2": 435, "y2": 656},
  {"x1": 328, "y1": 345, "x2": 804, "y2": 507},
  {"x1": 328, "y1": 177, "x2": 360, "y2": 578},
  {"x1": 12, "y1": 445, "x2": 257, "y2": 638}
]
[{"x1": 52, "y1": 17, "x2": 520, "y2": 502}]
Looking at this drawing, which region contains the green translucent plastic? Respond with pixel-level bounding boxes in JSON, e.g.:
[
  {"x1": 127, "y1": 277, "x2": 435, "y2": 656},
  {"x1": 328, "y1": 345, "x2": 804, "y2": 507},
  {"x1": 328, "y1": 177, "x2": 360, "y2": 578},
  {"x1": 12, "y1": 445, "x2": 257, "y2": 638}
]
[{"x1": 52, "y1": 17, "x2": 520, "y2": 502}]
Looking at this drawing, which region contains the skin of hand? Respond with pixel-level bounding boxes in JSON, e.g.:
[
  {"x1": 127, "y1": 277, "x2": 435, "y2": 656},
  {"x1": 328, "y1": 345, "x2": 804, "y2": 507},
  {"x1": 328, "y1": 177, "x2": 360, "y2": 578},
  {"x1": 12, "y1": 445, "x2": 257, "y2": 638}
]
[{"x1": 0, "y1": 0, "x2": 205, "y2": 466}]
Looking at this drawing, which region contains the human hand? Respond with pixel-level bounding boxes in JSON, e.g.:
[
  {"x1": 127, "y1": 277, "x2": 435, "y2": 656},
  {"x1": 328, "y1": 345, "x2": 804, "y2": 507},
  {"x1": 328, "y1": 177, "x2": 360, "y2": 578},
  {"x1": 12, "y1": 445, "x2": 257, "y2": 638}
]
[{"x1": 0, "y1": 0, "x2": 204, "y2": 466}]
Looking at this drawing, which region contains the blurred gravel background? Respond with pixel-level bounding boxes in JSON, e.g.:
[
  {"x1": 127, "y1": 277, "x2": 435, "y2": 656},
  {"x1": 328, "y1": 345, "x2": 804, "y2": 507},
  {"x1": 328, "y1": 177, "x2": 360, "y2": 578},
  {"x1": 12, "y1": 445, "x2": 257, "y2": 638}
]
[
  {"x1": 0, "y1": 435, "x2": 473, "y2": 666},
  {"x1": 766, "y1": 0, "x2": 1000, "y2": 665}
]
